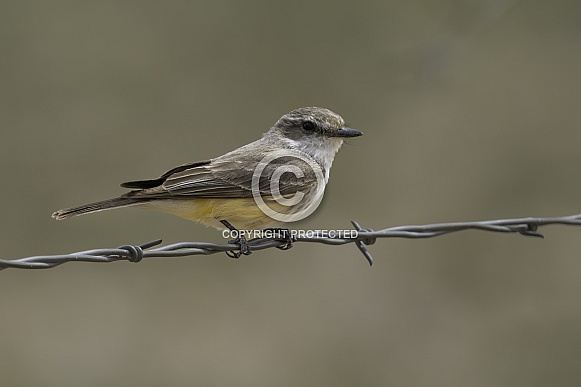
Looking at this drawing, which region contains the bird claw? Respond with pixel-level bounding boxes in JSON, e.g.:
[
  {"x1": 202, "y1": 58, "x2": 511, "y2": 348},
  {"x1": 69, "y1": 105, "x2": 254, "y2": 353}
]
[
  {"x1": 264, "y1": 228, "x2": 295, "y2": 250},
  {"x1": 221, "y1": 220, "x2": 252, "y2": 259},
  {"x1": 225, "y1": 236, "x2": 251, "y2": 258}
]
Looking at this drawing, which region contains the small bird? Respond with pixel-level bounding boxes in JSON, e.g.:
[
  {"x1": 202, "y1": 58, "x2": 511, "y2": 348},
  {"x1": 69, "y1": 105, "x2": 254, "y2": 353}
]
[{"x1": 52, "y1": 107, "x2": 362, "y2": 231}]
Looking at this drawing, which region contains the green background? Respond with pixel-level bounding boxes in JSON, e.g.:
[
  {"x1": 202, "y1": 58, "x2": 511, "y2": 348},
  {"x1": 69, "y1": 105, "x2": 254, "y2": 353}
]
[{"x1": 2, "y1": 1, "x2": 581, "y2": 385}]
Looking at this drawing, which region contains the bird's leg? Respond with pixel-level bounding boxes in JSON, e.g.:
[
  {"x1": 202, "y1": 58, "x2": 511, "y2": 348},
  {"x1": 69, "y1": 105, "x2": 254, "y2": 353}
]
[
  {"x1": 263, "y1": 228, "x2": 295, "y2": 250},
  {"x1": 220, "y1": 220, "x2": 251, "y2": 258}
]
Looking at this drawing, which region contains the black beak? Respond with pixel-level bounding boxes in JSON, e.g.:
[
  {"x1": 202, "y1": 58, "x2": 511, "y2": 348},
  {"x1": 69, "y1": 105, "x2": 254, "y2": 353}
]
[{"x1": 329, "y1": 127, "x2": 363, "y2": 138}]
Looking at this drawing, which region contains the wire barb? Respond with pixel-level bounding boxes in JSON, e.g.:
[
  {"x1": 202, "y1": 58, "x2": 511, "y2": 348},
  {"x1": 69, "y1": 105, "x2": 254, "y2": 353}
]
[
  {"x1": 2, "y1": 213, "x2": 581, "y2": 270},
  {"x1": 518, "y1": 223, "x2": 544, "y2": 238},
  {"x1": 351, "y1": 220, "x2": 375, "y2": 266},
  {"x1": 118, "y1": 244, "x2": 144, "y2": 263},
  {"x1": 221, "y1": 220, "x2": 252, "y2": 259}
]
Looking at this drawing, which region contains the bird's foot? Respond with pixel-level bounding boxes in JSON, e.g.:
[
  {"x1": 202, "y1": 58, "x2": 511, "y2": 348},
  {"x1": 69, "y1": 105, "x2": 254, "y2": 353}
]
[
  {"x1": 221, "y1": 220, "x2": 251, "y2": 259},
  {"x1": 264, "y1": 228, "x2": 295, "y2": 250}
]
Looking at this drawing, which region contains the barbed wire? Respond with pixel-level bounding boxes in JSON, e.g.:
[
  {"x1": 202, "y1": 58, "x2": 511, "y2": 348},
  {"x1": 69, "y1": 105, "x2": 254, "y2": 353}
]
[{"x1": 2, "y1": 213, "x2": 581, "y2": 270}]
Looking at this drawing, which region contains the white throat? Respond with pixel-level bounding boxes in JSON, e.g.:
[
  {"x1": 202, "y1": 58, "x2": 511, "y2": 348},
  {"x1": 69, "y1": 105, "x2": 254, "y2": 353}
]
[{"x1": 292, "y1": 136, "x2": 344, "y2": 182}]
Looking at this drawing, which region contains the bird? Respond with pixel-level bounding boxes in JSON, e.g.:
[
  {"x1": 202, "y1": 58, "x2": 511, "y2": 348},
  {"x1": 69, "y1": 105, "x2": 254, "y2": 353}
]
[{"x1": 52, "y1": 107, "x2": 362, "y2": 232}]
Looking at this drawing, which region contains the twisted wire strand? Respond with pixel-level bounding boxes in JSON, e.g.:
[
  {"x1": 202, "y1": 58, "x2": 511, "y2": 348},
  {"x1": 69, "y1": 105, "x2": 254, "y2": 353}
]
[{"x1": 2, "y1": 213, "x2": 581, "y2": 270}]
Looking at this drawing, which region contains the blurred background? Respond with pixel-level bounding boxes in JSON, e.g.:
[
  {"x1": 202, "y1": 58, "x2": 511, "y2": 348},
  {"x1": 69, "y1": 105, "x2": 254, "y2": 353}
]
[{"x1": 2, "y1": 1, "x2": 581, "y2": 385}]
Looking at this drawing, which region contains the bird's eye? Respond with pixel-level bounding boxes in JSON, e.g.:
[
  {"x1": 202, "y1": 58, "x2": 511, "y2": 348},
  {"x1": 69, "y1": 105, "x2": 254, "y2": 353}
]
[{"x1": 302, "y1": 121, "x2": 316, "y2": 131}]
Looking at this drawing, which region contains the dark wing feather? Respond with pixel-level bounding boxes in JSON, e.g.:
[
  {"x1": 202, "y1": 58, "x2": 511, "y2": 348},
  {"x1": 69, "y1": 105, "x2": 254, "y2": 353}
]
[
  {"x1": 120, "y1": 160, "x2": 212, "y2": 189},
  {"x1": 161, "y1": 159, "x2": 253, "y2": 198},
  {"x1": 125, "y1": 151, "x2": 320, "y2": 199}
]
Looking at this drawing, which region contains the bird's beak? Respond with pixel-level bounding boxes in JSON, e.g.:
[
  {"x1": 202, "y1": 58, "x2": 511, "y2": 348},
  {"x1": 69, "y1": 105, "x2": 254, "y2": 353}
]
[{"x1": 329, "y1": 127, "x2": 363, "y2": 138}]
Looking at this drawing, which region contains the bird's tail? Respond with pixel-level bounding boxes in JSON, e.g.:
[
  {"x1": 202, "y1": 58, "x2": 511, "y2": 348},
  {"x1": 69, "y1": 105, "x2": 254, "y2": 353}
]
[{"x1": 52, "y1": 197, "x2": 146, "y2": 220}]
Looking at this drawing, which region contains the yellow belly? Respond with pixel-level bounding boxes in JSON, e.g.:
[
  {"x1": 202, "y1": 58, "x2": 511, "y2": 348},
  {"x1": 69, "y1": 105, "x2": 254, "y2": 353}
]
[{"x1": 142, "y1": 197, "x2": 287, "y2": 230}]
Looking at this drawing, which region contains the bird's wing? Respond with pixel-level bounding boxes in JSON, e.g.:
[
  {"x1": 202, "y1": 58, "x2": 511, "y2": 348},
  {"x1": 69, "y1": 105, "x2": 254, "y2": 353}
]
[
  {"x1": 120, "y1": 160, "x2": 212, "y2": 189},
  {"x1": 123, "y1": 151, "x2": 321, "y2": 200}
]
